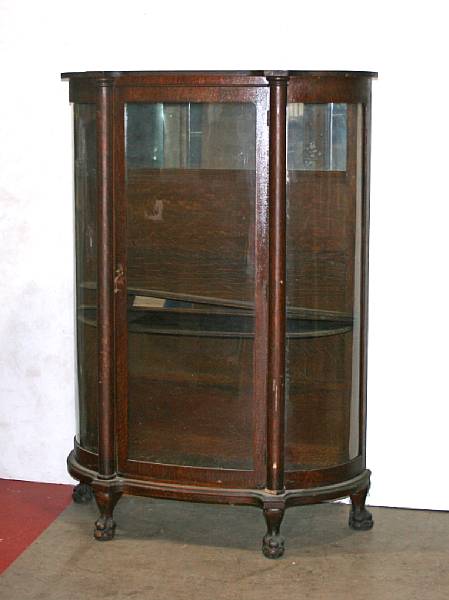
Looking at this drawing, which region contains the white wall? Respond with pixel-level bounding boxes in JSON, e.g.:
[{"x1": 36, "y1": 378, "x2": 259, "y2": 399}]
[{"x1": 0, "y1": 0, "x2": 448, "y2": 509}]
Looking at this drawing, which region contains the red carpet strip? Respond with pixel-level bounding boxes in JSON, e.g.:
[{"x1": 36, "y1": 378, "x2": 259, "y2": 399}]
[{"x1": 0, "y1": 479, "x2": 73, "y2": 574}]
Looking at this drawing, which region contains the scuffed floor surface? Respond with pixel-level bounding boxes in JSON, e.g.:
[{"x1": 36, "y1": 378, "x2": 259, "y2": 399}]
[{"x1": 1, "y1": 497, "x2": 448, "y2": 600}]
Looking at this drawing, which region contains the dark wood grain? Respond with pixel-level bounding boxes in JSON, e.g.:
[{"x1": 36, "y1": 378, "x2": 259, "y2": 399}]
[
  {"x1": 96, "y1": 78, "x2": 116, "y2": 479},
  {"x1": 64, "y1": 70, "x2": 376, "y2": 557},
  {"x1": 125, "y1": 168, "x2": 256, "y2": 302},
  {"x1": 266, "y1": 73, "x2": 288, "y2": 492},
  {"x1": 262, "y1": 505, "x2": 285, "y2": 558},
  {"x1": 68, "y1": 448, "x2": 371, "y2": 507}
]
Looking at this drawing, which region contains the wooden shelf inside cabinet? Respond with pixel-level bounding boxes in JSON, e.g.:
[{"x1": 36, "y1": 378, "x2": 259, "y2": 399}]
[
  {"x1": 79, "y1": 305, "x2": 353, "y2": 339},
  {"x1": 66, "y1": 69, "x2": 376, "y2": 558}
]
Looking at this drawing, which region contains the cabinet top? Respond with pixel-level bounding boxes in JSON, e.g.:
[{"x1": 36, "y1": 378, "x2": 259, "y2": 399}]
[{"x1": 61, "y1": 70, "x2": 377, "y2": 81}]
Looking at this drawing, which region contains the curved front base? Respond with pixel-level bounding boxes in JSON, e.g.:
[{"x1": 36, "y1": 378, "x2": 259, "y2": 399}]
[{"x1": 68, "y1": 449, "x2": 373, "y2": 558}]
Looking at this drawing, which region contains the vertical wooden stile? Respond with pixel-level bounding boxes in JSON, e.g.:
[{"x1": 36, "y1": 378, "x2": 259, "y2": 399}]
[
  {"x1": 265, "y1": 72, "x2": 288, "y2": 492},
  {"x1": 96, "y1": 78, "x2": 116, "y2": 479}
]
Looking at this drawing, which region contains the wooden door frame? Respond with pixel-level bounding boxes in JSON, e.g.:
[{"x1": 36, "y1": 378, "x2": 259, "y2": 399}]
[{"x1": 113, "y1": 83, "x2": 270, "y2": 488}]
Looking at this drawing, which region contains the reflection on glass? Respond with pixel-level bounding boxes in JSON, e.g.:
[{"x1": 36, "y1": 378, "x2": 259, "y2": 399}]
[
  {"x1": 126, "y1": 103, "x2": 255, "y2": 170},
  {"x1": 285, "y1": 103, "x2": 362, "y2": 469},
  {"x1": 287, "y1": 103, "x2": 347, "y2": 171},
  {"x1": 125, "y1": 102, "x2": 256, "y2": 469},
  {"x1": 74, "y1": 104, "x2": 98, "y2": 452}
]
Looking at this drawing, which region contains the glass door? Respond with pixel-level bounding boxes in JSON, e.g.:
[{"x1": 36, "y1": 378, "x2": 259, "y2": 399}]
[{"x1": 115, "y1": 86, "x2": 268, "y2": 486}]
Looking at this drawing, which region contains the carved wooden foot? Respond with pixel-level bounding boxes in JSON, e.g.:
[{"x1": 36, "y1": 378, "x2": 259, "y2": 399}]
[
  {"x1": 262, "y1": 506, "x2": 285, "y2": 559},
  {"x1": 349, "y1": 486, "x2": 374, "y2": 531},
  {"x1": 72, "y1": 482, "x2": 93, "y2": 504},
  {"x1": 93, "y1": 488, "x2": 122, "y2": 541},
  {"x1": 94, "y1": 515, "x2": 116, "y2": 541}
]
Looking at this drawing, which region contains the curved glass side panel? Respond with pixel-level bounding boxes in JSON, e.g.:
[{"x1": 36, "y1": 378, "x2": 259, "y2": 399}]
[
  {"x1": 74, "y1": 104, "x2": 98, "y2": 452},
  {"x1": 286, "y1": 103, "x2": 363, "y2": 469},
  {"x1": 287, "y1": 103, "x2": 347, "y2": 171},
  {"x1": 125, "y1": 102, "x2": 256, "y2": 469}
]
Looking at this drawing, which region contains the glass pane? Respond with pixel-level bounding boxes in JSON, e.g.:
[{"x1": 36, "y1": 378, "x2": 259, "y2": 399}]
[
  {"x1": 287, "y1": 103, "x2": 347, "y2": 171},
  {"x1": 286, "y1": 103, "x2": 362, "y2": 469},
  {"x1": 125, "y1": 101, "x2": 256, "y2": 469},
  {"x1": 126, "y1": 103, "x2": 255, "y2": 170},
  {"x1": 74, "y1": 104, "x2": 98, "y2": 452}
]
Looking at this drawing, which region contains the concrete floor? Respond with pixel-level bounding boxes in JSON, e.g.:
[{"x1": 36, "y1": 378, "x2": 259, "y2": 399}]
[{"x1": 1, "y1": 497, "x2": 448, "y2": 600}]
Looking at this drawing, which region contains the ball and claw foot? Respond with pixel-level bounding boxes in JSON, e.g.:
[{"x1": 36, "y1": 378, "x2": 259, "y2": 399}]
[
  {"x1": 262, "y1": 506, "x2": 285, "y2": 559},
  {"x1": 72, "y1": 483, "x2": 93, "y2": 504},
  {"x1": 349, "y1": 506, "x2": 374, "y2": 531},
  {"x1": 349, "y1": 486, "x2": 374, "y2": 531},
  {"x1": 262, "y1": 533, "x2": 285, "y2": 559},
  {"x1": 93, "y1": 488, "x2": 121, "y2": 542},
  {"x1": 94, "y1": 515, "x2": 116, "y2": 541}
]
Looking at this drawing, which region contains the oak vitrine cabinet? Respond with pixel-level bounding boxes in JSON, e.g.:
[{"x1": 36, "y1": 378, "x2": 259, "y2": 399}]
[{"x1": 63, "y1": 70, "x2": 376, "y2": 558}]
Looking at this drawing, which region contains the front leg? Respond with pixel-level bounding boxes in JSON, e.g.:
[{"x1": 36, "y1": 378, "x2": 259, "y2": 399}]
[
  {"x1": 93, "y1": 487, "x2": 122, "y2": 541},
  {"x1": 262, "y1": 504, "x2": 285, "y2": 559},
  {"x1": 349, "y1": 485, "x2": 374, "y2": 531}
]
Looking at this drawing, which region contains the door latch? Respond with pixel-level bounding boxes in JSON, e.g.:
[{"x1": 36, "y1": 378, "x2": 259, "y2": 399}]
[{"x1": 114, "y1": 264, "x2": 124, "y2": 294}]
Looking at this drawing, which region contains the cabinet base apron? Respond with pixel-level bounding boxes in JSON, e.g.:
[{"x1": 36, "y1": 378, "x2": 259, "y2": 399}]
[{"x1": 68, "y1": 449, "x2": 373, "y2": 558}]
